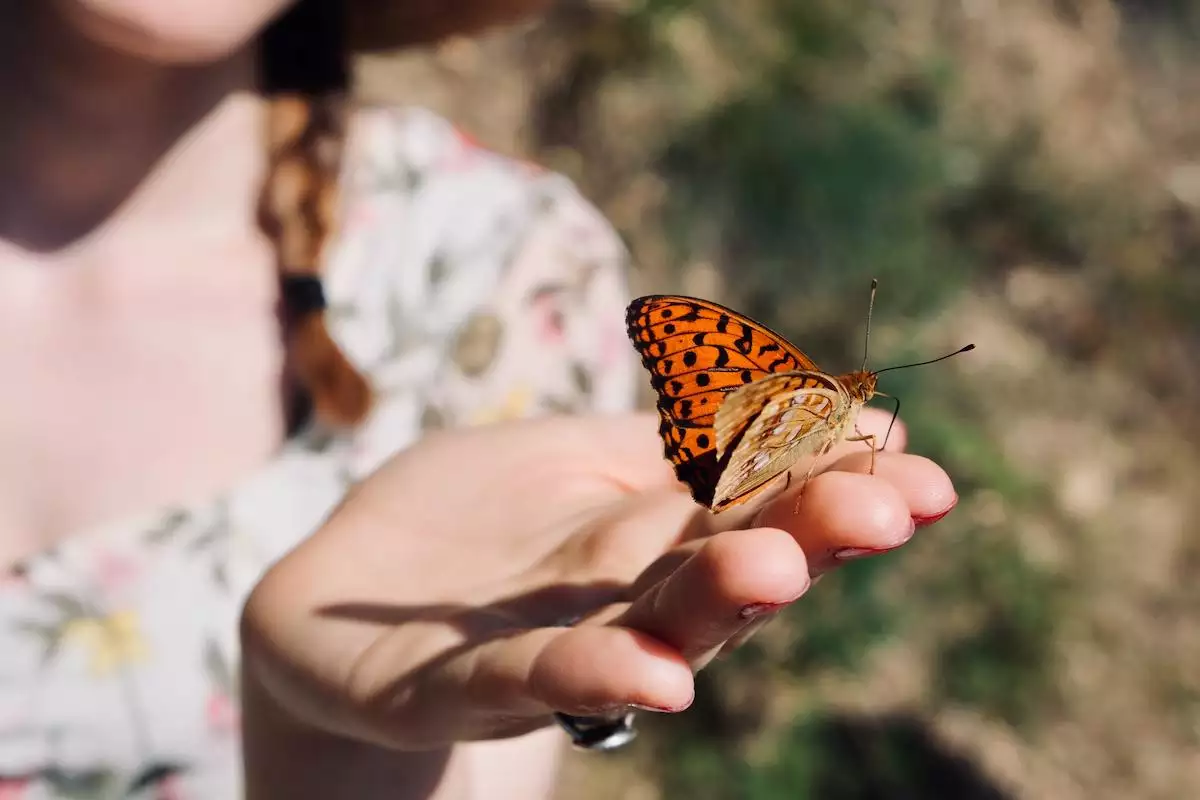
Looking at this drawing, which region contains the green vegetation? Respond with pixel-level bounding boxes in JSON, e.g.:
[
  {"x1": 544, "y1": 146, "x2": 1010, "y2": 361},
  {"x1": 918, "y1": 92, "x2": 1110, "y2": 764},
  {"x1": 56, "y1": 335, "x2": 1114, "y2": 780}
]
[
  {"x1": 593, "y1": 0, "x2": 1088, "y2": 794},
  {"x1": 930, "y1": 532, "x2": 1066, "y2": 728},
  {"x1": 433, "y1": 0, "x2": 1200, "y2": 796},
  {"x1": 743, "y1": 713, "x2": 1015, "y2": 799},
  {"x1": 655, "y1": 1, "x2": 964, "y2": 334}
]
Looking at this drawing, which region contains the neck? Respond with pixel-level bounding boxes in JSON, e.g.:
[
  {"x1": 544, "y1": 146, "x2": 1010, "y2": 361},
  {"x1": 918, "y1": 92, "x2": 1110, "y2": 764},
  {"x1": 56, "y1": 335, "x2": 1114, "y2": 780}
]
[{"x1": 0, "y1": 3, "x2": 261, "y2": 251}]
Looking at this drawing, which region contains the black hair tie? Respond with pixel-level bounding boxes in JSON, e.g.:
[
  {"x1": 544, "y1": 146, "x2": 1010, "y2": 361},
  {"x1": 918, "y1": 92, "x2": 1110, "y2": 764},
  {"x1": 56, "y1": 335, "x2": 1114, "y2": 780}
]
[{"x1": 281, "y1": 274, "x2": 328, "y2": 315}]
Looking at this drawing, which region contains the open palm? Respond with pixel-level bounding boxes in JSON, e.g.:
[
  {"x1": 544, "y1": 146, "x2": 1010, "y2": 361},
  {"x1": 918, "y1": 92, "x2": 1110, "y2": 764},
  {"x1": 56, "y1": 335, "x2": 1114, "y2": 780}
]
[{"x1": 241, "y1": 408, "x2": 955, "y2": 752}]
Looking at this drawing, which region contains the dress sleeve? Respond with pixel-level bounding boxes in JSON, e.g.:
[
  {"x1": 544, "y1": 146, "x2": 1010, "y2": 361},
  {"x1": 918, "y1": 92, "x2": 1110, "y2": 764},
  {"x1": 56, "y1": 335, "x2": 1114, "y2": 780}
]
[
  {"x1": 324, "y1": 107, "x2": 640, "y2": 472},
  {"x1": 433, "y1": 163, "x2": 642, "y2": 426}
]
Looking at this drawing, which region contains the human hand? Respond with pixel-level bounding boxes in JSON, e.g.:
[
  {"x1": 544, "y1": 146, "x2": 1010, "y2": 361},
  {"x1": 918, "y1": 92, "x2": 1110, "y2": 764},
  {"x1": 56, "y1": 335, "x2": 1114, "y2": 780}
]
[{"x1": 240, "y1": 407, "x2": 956, "y2": 753}]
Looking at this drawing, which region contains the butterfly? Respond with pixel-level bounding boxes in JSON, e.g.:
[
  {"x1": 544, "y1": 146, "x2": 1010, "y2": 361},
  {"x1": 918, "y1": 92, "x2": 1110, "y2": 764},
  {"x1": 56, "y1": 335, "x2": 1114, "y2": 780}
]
[{"x1": 625, "y1": 282, "x2": 972, "y2": 513}]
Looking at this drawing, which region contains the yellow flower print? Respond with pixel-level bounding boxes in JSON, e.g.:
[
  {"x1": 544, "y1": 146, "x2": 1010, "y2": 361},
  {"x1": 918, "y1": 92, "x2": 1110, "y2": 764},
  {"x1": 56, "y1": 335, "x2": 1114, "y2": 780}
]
[
  {"x1": 61, "y1": 610, "x2": 149, "y2": 677},
  {"x1": 469, "y1": 385, "x2": 533, "y2": 426}
]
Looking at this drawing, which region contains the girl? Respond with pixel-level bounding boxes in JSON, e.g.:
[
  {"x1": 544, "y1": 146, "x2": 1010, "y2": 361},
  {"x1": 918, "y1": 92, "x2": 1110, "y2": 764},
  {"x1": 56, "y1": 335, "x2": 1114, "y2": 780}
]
[{"x1": 0, "y1": 1, "x2": 957, "y2": 797}]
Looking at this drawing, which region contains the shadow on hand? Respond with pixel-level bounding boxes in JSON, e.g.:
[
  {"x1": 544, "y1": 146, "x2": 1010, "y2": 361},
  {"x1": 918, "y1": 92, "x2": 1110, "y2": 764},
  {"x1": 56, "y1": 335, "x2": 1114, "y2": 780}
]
[
  {"x1": 314, "y1": 578, "x2": 634, "y2": 737},
  {"x1": 315, "y1": 578, "x2": 632, "y2": 630},
  {"x1": 317, "y1": 586, "x2": 1011, "y2": 800}
]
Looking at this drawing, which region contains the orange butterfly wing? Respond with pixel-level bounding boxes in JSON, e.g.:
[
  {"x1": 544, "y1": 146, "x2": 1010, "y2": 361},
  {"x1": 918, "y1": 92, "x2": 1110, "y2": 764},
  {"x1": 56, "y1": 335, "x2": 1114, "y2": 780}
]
[{"x1": 625, "y1": 295, "x2": 820, "y2": 508}]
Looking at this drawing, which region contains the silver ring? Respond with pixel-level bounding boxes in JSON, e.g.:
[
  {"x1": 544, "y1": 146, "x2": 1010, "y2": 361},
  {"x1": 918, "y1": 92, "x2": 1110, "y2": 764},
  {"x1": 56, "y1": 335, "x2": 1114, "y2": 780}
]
[
  {"x1": 551, "y1": 614, "x2": 639, "y2": 752},
  {"x1": 554, "y1": 709, "x2": 638, "y2": 751}
]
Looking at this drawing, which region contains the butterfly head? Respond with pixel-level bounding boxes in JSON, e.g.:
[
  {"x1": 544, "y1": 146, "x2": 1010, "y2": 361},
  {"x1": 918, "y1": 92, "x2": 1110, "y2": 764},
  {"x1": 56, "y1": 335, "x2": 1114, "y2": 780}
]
[{"x1": 842, "y1": 369, "x2": 879, "y2": 403}]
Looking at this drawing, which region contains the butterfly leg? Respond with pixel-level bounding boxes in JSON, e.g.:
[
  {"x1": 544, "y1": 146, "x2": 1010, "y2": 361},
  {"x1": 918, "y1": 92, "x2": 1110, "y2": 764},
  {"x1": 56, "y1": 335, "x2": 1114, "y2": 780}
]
[
  {"x1": 790, "y1": 460, "x2": 825, "y2": 516},
  {"x1": 846, "y1": 426, "x2": 879, "y2": 475},
  {"x1": 791, "y1": 439, "x2": 835, "y2": 516}
]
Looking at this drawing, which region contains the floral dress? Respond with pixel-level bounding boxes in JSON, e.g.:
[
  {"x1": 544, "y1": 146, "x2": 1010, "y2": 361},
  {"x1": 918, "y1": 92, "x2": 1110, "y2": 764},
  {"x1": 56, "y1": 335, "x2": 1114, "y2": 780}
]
[{"x1": 0, "y1": 107, "x2": 637, "y2": 799}]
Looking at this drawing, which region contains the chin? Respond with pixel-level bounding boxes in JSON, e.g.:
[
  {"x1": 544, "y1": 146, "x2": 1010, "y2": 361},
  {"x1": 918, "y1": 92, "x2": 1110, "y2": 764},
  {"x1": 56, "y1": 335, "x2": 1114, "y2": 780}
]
[{"x1": 57, "y1": 0, "x2": 291, "y2": 63}]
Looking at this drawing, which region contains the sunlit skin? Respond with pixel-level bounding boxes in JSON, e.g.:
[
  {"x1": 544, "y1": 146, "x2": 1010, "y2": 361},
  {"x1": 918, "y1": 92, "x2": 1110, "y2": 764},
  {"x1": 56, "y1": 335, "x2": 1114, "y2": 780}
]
[
  {"x1": 242, "y1": 408, "x2": 956, "y2": 799},
  {"x1": 0, "y1": 3, "x2": 959, "y2": 800}
]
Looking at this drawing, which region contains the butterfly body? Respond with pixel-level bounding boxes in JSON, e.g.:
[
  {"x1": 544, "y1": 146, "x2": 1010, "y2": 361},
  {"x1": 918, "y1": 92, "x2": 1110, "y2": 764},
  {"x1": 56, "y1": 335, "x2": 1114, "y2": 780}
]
[{"x1": 625, "y1": 294, "x2": 881, "y2": 513}]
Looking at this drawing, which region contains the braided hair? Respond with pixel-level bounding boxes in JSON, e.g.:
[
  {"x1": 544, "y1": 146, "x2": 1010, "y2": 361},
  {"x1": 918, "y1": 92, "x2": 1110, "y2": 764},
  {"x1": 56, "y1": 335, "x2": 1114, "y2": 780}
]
[{"x1": 258, "y1": 0, "x2": 373, "y2": 430}]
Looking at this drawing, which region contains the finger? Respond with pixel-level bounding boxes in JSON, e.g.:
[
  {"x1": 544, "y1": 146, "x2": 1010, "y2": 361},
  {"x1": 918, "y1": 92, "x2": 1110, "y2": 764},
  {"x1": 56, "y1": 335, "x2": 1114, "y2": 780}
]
[
  {"x1": 626, "y1": 446, "x2": 949, "y2": 590},
  {"x1": 413, "y1": 624, "x2": 695, "y2": 727},
  {"x1": 754, "y1": 452, "x2": 956, "y2": 575},
  {"x1": 526, "y1": 625, "x2": 694, "y2": 714},
  {"x1": 823, "y1": 450, "x2": 958, "y2": 524},
  {"x1": 344, "y1": 621, "x2": 695, "y2": 749},
  {"x1": 639, "y1": 450, "x2": 957, "y2": 659},
  {"x1": 527, "y1": 486, "x2": 721, "y2": 606},
  {"x1": 756, "y1": 466, "x2": 915, "y2": 576},
  {"x1": 612, "y1": 527, "x2": 812, "y2": 669}
]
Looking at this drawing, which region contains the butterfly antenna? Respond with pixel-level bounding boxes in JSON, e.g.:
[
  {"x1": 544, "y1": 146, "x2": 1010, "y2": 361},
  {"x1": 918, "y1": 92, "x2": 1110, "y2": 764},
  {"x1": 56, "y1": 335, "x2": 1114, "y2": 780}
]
[
  {"x1": 879, "y1": 394, "x2": 901, "y2": 451},
  {"x1": 861, "y1": 278, "x2": 878, "y2": 372},
  {"x1": 874, "y1": 343, "x2": 976, "y2": 375}
]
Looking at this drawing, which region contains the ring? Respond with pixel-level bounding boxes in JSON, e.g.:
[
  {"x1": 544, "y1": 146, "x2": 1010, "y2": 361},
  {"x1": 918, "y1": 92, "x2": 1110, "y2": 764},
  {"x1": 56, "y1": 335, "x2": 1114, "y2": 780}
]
[
  {"x1": 554, "y1": 709, "x2": 638, "y2": 752},
  {"x1": 551, "y1": 614, "x2": 639, "y2": 752}
]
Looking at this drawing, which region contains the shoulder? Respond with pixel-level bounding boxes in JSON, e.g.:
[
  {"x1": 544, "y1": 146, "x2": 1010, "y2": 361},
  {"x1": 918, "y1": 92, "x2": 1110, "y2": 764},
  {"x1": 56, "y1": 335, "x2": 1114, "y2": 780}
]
[
  {"x1": 341, "y1": 105, "x2": 616, "y2": 234},
  {"x1": 322, "y1": 106, "x2": 638, "y2": 441},
  {"x1": 328, "y1": 105, "x2": 629, "y2": 298}
]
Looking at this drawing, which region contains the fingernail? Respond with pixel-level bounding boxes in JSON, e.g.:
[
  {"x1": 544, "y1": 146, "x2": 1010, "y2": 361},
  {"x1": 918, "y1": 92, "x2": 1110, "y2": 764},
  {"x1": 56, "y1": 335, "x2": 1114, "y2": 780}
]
[
  {"x1": 738, "y1": 580, "x2": 811, "y2": 619},
  {"x1": 834, "y1": 529, "x2": 911, "y2": 560},
  {"x1": 913, "y1": 494, "x2": 959, "y2": 527},
  {"x1": 738, "y1": 601, "x2": 790, "y2": 620},
  {"x1": 631, "y1": 695, "x2": 693, "y2": 714},
  {"x1": 573, "y1": 703, "x2": 630, "y2": 716},
  {"x1": 833, "y1": 546, "x2": 892, "y2": 561},
  {"x1": 833, "y1": 518, "x2": 916, "y2": 561}
]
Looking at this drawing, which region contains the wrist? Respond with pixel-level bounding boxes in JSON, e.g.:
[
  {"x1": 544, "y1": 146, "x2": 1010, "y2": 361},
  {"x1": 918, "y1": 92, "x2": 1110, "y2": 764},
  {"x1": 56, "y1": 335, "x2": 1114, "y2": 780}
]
[{"x1": 241, "y1": 662, "x2": 462, "y2": 800}]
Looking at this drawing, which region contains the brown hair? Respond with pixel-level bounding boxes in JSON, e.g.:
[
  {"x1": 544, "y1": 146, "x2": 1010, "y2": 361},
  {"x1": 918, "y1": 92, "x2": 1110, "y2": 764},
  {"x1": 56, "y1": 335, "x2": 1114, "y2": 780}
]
[
  {"x1": 255, "y1": 0, "x2": 553, "y2": 430},
  {"x1": 258, "y1": 0, "x2": 373, "y2": 430}
]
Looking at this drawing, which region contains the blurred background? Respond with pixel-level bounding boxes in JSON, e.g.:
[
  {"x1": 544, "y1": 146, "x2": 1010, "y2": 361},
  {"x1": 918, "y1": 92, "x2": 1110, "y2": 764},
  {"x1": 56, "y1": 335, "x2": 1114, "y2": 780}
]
[{"x1": 357, "y1": 1, "x2": 1200, "y2": 797}]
